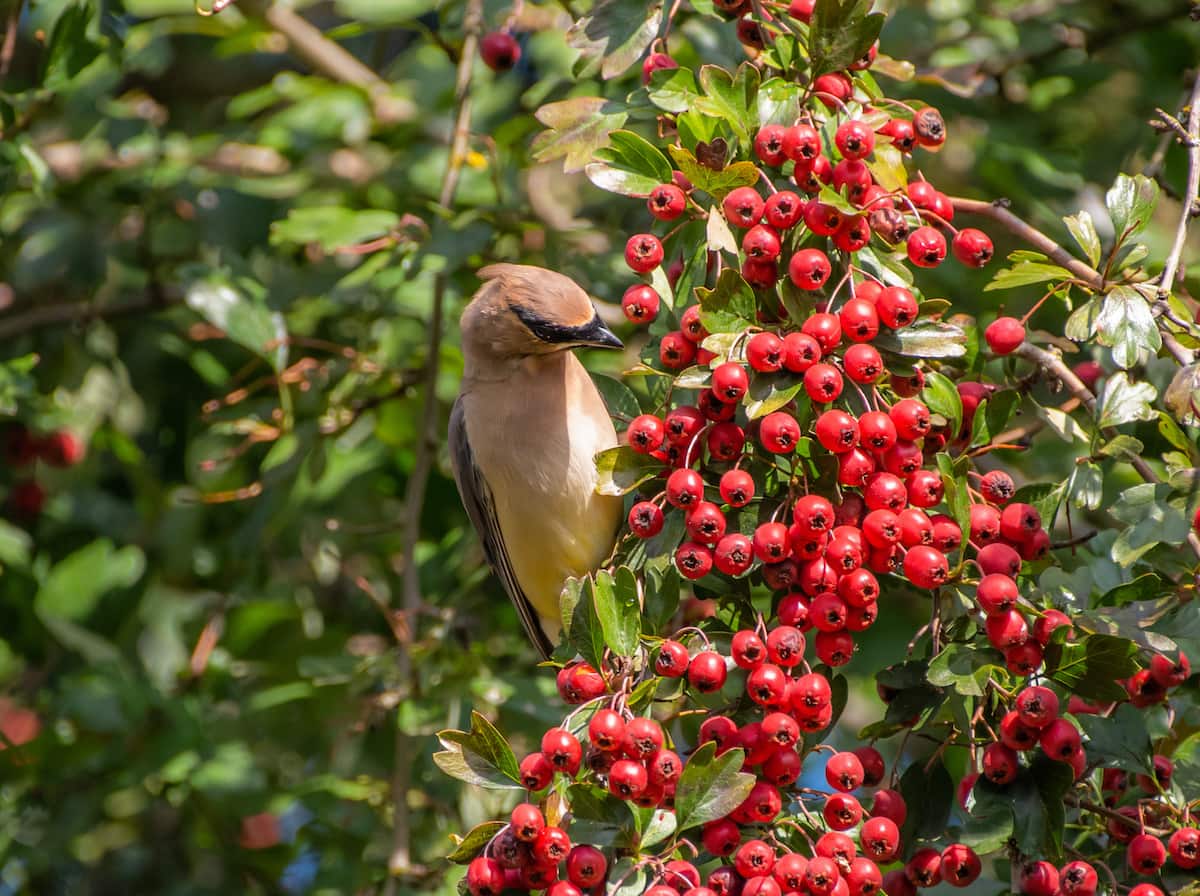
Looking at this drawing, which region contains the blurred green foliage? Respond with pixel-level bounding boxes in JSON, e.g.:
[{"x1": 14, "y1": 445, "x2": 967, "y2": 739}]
[{"x1": 0, "y1": 0, "x2": 1196, "y2": 893}]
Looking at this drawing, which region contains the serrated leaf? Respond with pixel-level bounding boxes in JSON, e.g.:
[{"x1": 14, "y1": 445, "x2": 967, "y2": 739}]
[
  {"x1": 984, "y1": 260, "x2": 1072, "y2": 291},
  {"x1": 589, "y1": 129, "x2": 675, "y2": 197},
  {"x1": 927, "y1": 642, "x2": 1002, "y2": 697},
  {"x1": 1064, "y1": 210, "x2": 1101, "y2": 266},
  {"x1": 694, "y1": 64, "x2": 760, "y2": 144},
  {"x1": 1098, "y1": 573, "x2": 1165, "y2": 607},
  {"x1": 667, "y1": 145, "x2": 759, "y2": 201},
  {"x1": 433, "y1": 711, "x2": 522, "y2": 790},
  {"x1": 1106, "y1": 173, "x2": 1159, "y2": 240},
  {"x1": 1164, "y1": 363, "x2": 1200, "y2": 426},
  {"x1": 592, "y1": 374, "x2": 642, "y2": 425},
  {"x1": 446, "y1": 821, "x2": 505, "y2": 863},
  {"x1": 561, "y1": 577, "x2": 606, "y2": 670},
  {"x1": 592, "y1": 567, "x2": 641, "y2": 657},
  {"x1": 874, "y1": 320, "x2": 967, "y2": 358},
  {"x1": 1064, "y1": 297, "x2": 1100, "y2": 342},
  {"x1": 1078, "y1": 703, "x2": 1155, "y2": 778},
  {"x1": 673, "y1": 742, "x2": 755, "y2": 831},
  {"x1": 1097, "y1": 372, "x2": 1157, "y2": 428},
  {"x1": 810, "y1": 0, "x2": 885, "y2": 78},
  {"x1": 594, "y1": 446, "x2": 660, "y2": 496},
  {"x1": 647, "y1": 66, "x2": 699, "y2": 114},
  {"x1": 921, "y1": 371, "x2": 962, "y2": 436},
  {"x1": 532, "y1": 97, "x2": 628, "y2": 172},
  {"x1": 757, "y1": 78, "x2": 802, "y2": 128},
  {"x1": 566, "y1": 0, "x2": 663, "y2": 80},
  {"x1": 1044, "y1": 634, "x2": 1138, "y2": 702},
  {"x1": 744, "y1": 373, "x2": 806, "y2": 420},
  {"x1": 867, "y1": 143, "x2": 907, "y2": 192},
  {"x1": 1108, "y1": 483, "x2": 1190, "y2": 566},
  {"x1": 696, "y1": 268, "x2": 757, "y2": 334},
  {"x1": 1098, "y1": 434, "x2": 1144, "y2": 460},
  {"x1": 1096, "y1": 286, "x2": 1160, "y2": 369}
]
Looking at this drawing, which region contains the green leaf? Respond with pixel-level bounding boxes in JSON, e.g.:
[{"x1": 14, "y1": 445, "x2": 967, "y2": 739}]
[
  {"x1": 810, "y1": 0, "x2": 886, "y2": 78},
  {"x1": 1098, "y1": 434, "x2": 1145, "y2": 460},
  {"x1": 560, "y1": 577, "x2": 606, "y2": 671},
  {"x1": 707, "y1": 206, "x2": 738, "y2": 254},
  {"x1": 667, "y1": 145, "x2": 760, "y2": 201},
  {"x1": 639, "y1": 807, "x2": 676, "y2": 849},
  {"x1": 594, "y1": 446, "x2": 660, "y2": 496},
  {"x1": 606, "y1": 859, "x2": 649, "y2": 896},
  {"x1": 1064, "y1": 298, "x2": 1100, "y2": 342},
  {"x1": 921, "y1": 372, "x2": 963, "y2": 436},
  {"x1": 1109, "y1": 482, "x2": 1190, "y2": 566},
  {"x1": 1098, "y1": 573, "x2": 1165, "y2": 607},
  {"x1": 447, "y1": 821, "x2": 505, "y2": 863},
  {"x1": 1164, "y1": 363, "x2": 1200, "y2": 427},
  {"x1": 531, "y1": 97, "x2": 628, "y2": 172},
  {"x1": 694, "y1": 64, "x2": 760, "y2": 144},
  {"x1": 647, "y1": 67, "x2": 700, "y2": 114},
  {"x1": 958, "y1": 779, "x2": 1015, "y2": 855},
  {"x1": 757, "y1": 78, "x2": 803, "y2": 128},
  {"x1": 1070, "y1": 461, "x2": 1103, "y2": 511},
  {"x1": 1012, "y1": 481, "x2": 1067, "y2": 529},
  {"x1": 696, "y1": 268, "x2": 757, "y2": 334},
  {"x1": 185, "y1": 276, "x2": 288, "y2": 372},
  {"x1": 269, "y1": 207, "x2": 399, "y2": 252},
  {"x1": 592, "y1": 568, "x2": 641, "y2": 658},
  {"x1": 899, "y1": 757, "x2": 953, "y2": 846},
  {"x1": 1106, "y1": 173, "x2": 1159, "y2": 240},
  {"x1": 1097, "y1": 372, "x2": 1157, "y2": 428},
  {"x1": 35, "y1": 539, "x2": 145, "y2": 622},
  {"x1": 592, "y1": 374, "x2": 642, "y2": 424},
  {"x1": 1096, "y1": 286, "x2": 1160, "y2": 369},
  {"x1": 867, "y1": 143, "x2": 907, "y2": 192},
  {"x1": 874, "y1": 320, "x2": 967, "y2": 358},
  {"x1": 927, "y1": 641, "x2": 1002, "y2": 697},
  {"x1": 1044, "y1": 634, "x2": 1138, "y2": 702},
  {"x1": 588, "y1": 130, "x2": 675, "y2": 197},
  {"x1": 41, "y1": 3, "x2": 104, "y2": 91},
  {"x1": 1078, "y1": 703, "x2": 1155, "y2": 778},
  {"x1": 567, "y1": 783, "x2": 639, "y2": 849},
  {"x1": 1063, "y1": 210, "x2": 1101, "y2": 267},
  {"x1": 433, "y1": 711, "x2": 522, "y2": 790},
  {"x1": 333, "y1": 0, "x2": 438, "y2": 23},
  {"x1": 566, "y1": 0, "x2": 664, "y2": 80},
  {"x1": 673, "y1": 742, "x2": 755, "y2": 832},
  {"x1": 984, "y1": 260, "x2": 1073, "y2": 291},
  {"x1": 745, "y1": 373, "x2": 807, "y2": 420}
]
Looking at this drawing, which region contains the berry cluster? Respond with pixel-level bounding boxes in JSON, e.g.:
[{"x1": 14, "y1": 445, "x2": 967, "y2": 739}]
[
  {"x1": 451, "y1": 2, "x2": 1199, "y2": 894},
  {"x1": 2, "y1": 423, "x2": 86, "y2": 519}
]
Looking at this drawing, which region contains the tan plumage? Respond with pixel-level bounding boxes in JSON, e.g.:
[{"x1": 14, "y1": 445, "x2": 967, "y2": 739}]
[{"x1": 449, "y1": 264, "x2": 624, "y2": 657}]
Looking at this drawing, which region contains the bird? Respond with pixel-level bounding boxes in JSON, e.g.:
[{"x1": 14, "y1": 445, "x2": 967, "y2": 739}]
[{"x1": 449, "y1": 264, "x2": 625, "y2": 658}]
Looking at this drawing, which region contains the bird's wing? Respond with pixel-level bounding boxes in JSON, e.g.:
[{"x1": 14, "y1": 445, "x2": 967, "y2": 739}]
[{"x1": 448, "y1": 397, "x2": 556, "y2": 659}]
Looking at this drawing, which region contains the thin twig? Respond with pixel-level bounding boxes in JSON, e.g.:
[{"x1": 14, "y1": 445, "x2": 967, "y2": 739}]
[
  {"x1": 244, "y1": 0, "x2": 415, "y2": 124},
  {"x1": 386, "y1": 0, "x2": 483, "y2": 889},
  {"x1": 1158, "y1": 69, "x2": 1200, "y2": 302},
  {"x1": 0, "y1": 0, "x2": 19, "y2": 78},
  {"x1": 948, "y1": 196, "x2": 1107, "y2": 291},
  {"x1": 0, "y1": 291, "x2": 183, "y2": 341}
]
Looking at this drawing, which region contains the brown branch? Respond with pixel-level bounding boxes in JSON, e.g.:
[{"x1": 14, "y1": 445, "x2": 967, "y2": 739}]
[
  {"x1": 0, "y1": 1, "x2": 19, "y2": 78},
  {"x1": 385, "y1": 0, "x2": 483, "y2": 890},
  {"x1": 948, "y1": 196, "x2": 1107, "y2": 291},
  {"x1": 1159, "y1": 69, "x2": 1200, "y2": 302},
  {"x1": 243, "y1": 0, "x2": 415, "y2": 124},
  {"x1": 0, "y1": 291, "x2": 183, "y2": 341}
]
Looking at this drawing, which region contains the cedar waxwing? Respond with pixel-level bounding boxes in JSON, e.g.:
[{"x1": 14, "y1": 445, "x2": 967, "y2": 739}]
[{"x1": 449, "y1": 264, "x2": 625, "y2": 658}]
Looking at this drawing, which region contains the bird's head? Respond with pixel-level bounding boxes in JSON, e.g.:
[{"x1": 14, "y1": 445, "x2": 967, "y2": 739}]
[{"x1": 461, "y1": 264, "x2": 623, "y2": 364}]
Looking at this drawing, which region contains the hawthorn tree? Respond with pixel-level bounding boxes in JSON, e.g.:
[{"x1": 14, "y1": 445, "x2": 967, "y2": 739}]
[{"x1": 0, "y1": 1, "x2": 1198, "y2": 895}]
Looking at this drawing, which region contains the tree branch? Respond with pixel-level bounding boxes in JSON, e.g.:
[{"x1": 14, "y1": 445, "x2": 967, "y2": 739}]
[
  {"x1": 386, "y1": 0, "x2": 483, "y2": 889},
  {"x1": 244, "y1": 0, "x2": 415, "y2": 124},
  {"x1": 948, "y1": 196, "x2": 1107, "y2": 291},
  {"x1": 0, "y1": 292, "x2": 182, "y2": 341},
  {"x1": 1015, "y1": 341, "x2": 1200, "y2": 561},
  {"x1": 1159, "y1": 68, "x2": 1200, "y2": 302}
]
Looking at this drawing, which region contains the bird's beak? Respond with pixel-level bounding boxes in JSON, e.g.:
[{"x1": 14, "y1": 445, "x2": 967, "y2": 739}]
[{"x1": 577, "y1": 314, "x2": 623, "y2": 350}]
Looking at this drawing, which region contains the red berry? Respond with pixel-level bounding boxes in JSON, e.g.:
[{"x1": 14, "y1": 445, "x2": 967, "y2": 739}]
[
  {"x1": 905, "y1": 847, "x2": 942, "y2": 888},
  {"x1": 977, "y1": 542, "x2": 1022, "y2": 577},
  {"x1": 566, "y1": 845, "x2": 607, "y2": 888},
  {"x1": 1015, "y1": 685, "x2": 1059, "y2": 729},
  {"x1": 760, "y1": 411, "x2": 801, "y2": 453},
  {"x1": 875, "y1": 286, "x2": 918, "y2": 329},
  {"x1": 985, "y1": 608, "x2": 1029, "y2": 649},
  {"x1": 903, "y1": 545, "x2": 949, "y2": 589},
  {"x1": 723, "y1": 187, "x2": 765, "y2": 228},
  {"x1": 540, "y1": 728, "x2": 582, "y2": 775},
  {"x1": 666, "y1": 468, "x2": 704, "y2": 509},
  {"x1": 788, "y1": 248, "x2": 832, "y2": 290},
  {"x1": 907, "y1": 226, "x2": 946, "y2": 267},
  {"x1": 479, "y1": 32, "x2": 520, "y2": 71},
  {"x1": 1058, "y1": 861, "x2": 1098, "y2": 896},
  {"x1": 703, "y1": 818, "x2": 742, "y2": 857},
  {"x1": 1039, "y1": 717, "x2": 1081, "y2": 761},
  {"x1": 782, "y1": 123, "x2": 821, "y2": 164},
  {"x1": 629, "y1": 501, "x2": 664, "y2": 538},
  {"x1": 720, "y1": 469, "x2": 755, "y2": 507},
  {"x1": 985, "y1": 316, "x2": 1025, "y2": 355},
  {"x1": 912, "y1": 107, "x2": 946, "y2": 148},
  {"x1": 532, "y1": 825, "x2": 571, "y2": 865},
  {"x1": 687, "y1": 650, "x2": 727, "y2": 692},
  {"x1": 510, "y1": 802, "x2": 545, "y2": 841},
  {"x1": 715, "y1": 532, "x2": 754, "y2": 576},
  {"x1": 804, "y1": 363, "x2": 843, "y2": 403},
  {"x1": 825, "y1": 751, "x2": 865, "y2": 792},
  {"x1": 835, "y1": 120, "x2": 875, "y2": 160},
  {"x1": 626, "y1": 414, "x2": 664, "y2": 454},
  {"x1": 743, "y1": 224, "x2": 782, "y2": 261},
  {"x1": 648, "y1": 183, "x2": 687, "y2": 221},
  {"x1": 805, "y1": 201, "x2": 844, "y2": 236},
  {"x1": 1168, "y1": 827, "x2": 1200, "y2": 869},
  {"x1": 675, "y1": 541, "x2": 713, "y2": 579},
  {"x1": 588, "y1": 709, "x2": 626, "y2": 753},
  {"x1": 755, "y1": 124, "x2": 788, "y2": 167},
  {"x1": 656, "y1": 640, "x2": 690, "y2": 677},
  {"x1": 1019, "y1": 862, "x2": 1058, "y2": 896},
  {"x1": 981, "y1": 742, "x2": 1019, "y2": 784},
  {"x1": 764, "y1": 190, "x2": 804, "y2": 230},
  {"x1": 466, "y1": 856, "x2": 506, "y2": 896},
  {"x1": 951, "y1": 228, "x2": 993, "y2": 267},
  {"x1": 782, "y1": 331, "x2": 821, "y2": 372},
  {"x1": 1128, "y1": 834, "x2": 1166, "y2": 874},
  {"x1": 860, "y1": 816, "x2": 900, "y2": 862},
  {"x1": 1149, "y1": 650, "x2": 1190, "y2": 688},
  {"x1": 659, "y1": 331, "x2": 696, "y2": 369},
  {"x1": 879, "y1": 118, "x2": 916, "y2": 153},
  {"x1": 939, "y1": 844, "x2": 981, "y2": 887},
  {"x1": 641, "y1": 52, "x2": 678, "y2": 84},
  {"x1": 38, "y1": 430, "x2": 85, "y2": 467},
  {"x1": 747, "y1": 331, "x2": 785, "y2": 372},
  {"x1": 519, "y1": 752, "x2": 554, "y2": 790},
  {"x1": 621, "y1": 284, "x2": 660, "y2": 324},
  {"x1": 625, "y1": 233, "x2": 664, "y2": 273}
]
